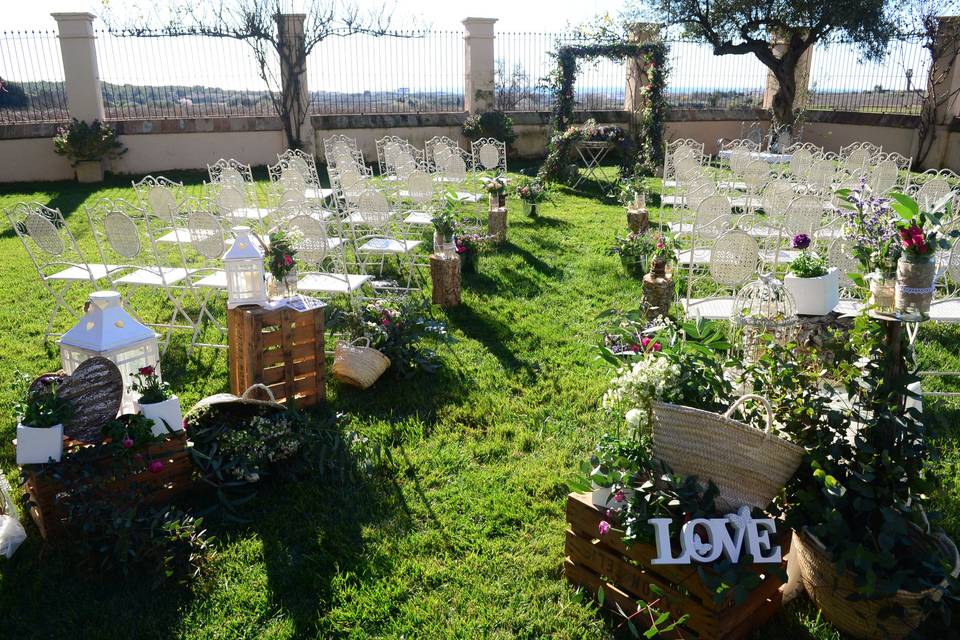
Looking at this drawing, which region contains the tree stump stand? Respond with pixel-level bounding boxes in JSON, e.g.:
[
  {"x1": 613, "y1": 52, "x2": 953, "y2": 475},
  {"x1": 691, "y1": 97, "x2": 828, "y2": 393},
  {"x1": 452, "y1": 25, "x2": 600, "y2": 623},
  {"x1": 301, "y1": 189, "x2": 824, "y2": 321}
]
[
  {"x1": 643, "y1": 259, "x2": 673, "y2": 320},
  {"x1": 430, "y1": 254, "x2": 461, "y2": 307},
  {"x1": 488, "y1": 207, "x2": 508, "y2": 244},
  {"x1": 627, "y1": 207, "x2": 649, "y2": 234}
]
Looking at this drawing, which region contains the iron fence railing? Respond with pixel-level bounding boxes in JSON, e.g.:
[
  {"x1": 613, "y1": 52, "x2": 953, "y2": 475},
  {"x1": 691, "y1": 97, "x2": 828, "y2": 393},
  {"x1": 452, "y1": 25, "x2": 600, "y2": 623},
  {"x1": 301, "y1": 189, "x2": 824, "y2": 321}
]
[
  {"x1": 0, "y1": 30, "x2": 70, "y2": 124},
  {"x1": 96, "y1": 30, "x2": 276, "y2": 120},
  {"x1": 307, "y1": 30, "x2": 464, "y2": 114},
  {"x1": 665, "y1": 38, "x2": 768, "y2": 109}
]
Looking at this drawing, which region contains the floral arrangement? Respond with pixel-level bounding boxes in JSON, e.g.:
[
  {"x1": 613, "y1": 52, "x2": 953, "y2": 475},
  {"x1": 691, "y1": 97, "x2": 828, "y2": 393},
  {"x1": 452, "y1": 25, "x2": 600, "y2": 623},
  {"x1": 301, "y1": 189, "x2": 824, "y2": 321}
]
[
  {"x1": 835, "y1": 179, "x2": 900, "y2": 276},
  {"x1": 455, "y1": 233, "x2": 492, "y2": 273},
  {"x1": 265, "y1": 230, "x2": 300, "y2": 282},
  {"x1": 514, "y1": 176, "x2": 549, "y2": 203},
  {"x1": 101, "y1": 413, "x2": 162, "y2": 467},
  {"x1": 616, "y1": 174, "x2": 648, "y2": 207},
  {"x1": 601, "y1": 351, "x2": 680, "y2": 432},
  {"x1": 651, "y1": 233, "x2": 677, "y2": 264},
  {"x1": 611, "y1": 232, "x2": 654, "y2": 276},
  {"x1": 218, "y1": 414, "x2": 301, "y2": 483},
  {"x1": 129, "y1": 365, "x2": 171, "y2": 404},
  {"x1": 431, "y1": 192, "x2": 459, "y2": 237},
  {"x1": 13, "y1": 374, "x2": 73, "y2": 428},
  {"x1": 890, "y1": 192, "x2": 955, "y2": 262},
  {"x1": 481, "y1": 176, "x2": 507, "y2": 194},
  {"x1": 328, "y1": 297, "x2": 454, "y2": 377},
  {"x1": 788, "y1": 233, "x2": 829, "y2": 278},
  {"x1": 52, "y1": 118, "x2": 127, "y2": 166}
]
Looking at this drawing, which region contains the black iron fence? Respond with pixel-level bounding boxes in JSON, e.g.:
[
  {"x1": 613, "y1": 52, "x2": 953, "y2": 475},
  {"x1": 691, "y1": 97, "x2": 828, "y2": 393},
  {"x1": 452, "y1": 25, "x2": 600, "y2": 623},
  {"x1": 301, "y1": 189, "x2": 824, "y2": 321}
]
[
  {"x1": 0, "y1": 30, "x2": 70, "y2": 124},
  {"x1": 0, "y1": 27, "x2": 938, "y2": 124}
]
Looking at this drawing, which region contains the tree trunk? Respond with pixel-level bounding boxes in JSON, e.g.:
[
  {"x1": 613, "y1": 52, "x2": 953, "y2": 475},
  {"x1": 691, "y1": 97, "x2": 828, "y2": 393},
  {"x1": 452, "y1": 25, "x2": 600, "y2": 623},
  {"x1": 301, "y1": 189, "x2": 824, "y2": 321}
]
[{"x1": 770, "y1": 62, "x2": 798, "y2": 131}]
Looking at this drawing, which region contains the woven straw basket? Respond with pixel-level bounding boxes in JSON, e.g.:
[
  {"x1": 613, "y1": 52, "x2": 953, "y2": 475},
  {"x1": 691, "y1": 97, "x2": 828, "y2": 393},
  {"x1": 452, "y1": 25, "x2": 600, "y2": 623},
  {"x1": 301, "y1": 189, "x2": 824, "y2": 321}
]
[
  {"x1": 188, "y1": 383, "x2": 286, "y2": 415},
  {"x1": 794, "y1": 528, "x2": 959, "y2": 639},
  {"x1": 651, "y1": 394, "x2": 805, "y2": 511},
  {"x1": 331, "y1": 338, "x2": 391, "y2": 390}
]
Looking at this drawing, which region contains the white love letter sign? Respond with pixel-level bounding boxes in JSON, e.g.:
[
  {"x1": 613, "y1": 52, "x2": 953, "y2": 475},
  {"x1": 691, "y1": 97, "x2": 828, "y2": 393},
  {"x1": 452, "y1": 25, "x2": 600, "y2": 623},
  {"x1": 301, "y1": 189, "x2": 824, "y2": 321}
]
[{"x1": 648, "y1": 506, "x2": 782, "y2": 565}]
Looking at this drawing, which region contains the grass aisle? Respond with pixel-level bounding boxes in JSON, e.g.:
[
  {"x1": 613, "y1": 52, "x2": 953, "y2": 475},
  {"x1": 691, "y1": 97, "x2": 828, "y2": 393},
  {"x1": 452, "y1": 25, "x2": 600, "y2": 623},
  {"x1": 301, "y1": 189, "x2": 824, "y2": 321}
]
[{"x1": 0, "y1": 168, "x2": 958, "y2": 639}]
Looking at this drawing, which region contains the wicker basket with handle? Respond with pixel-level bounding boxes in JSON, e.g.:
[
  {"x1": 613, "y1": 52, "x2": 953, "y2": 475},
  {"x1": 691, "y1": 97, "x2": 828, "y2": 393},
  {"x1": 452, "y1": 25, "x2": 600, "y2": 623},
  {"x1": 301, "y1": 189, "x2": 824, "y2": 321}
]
[
  {"x1": 651, "y1": 394, "x2": 805, "y2": 511},
  {"x1": 331, "y1": 338, "x2": 391, "y2": 390},
  {"x1": 794, "y1": 527, "x2": 959, "y2": 639}
]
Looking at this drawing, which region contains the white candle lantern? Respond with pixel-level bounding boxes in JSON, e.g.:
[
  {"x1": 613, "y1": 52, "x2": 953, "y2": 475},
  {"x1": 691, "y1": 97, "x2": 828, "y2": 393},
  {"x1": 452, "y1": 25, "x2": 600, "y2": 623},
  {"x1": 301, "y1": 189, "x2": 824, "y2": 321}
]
[
  {"x1": 58, "y1": 291, "x2": 161, "y2": 393},
  {"x1": 224, "y1": 226, "x2": 268, "y2": 309}
]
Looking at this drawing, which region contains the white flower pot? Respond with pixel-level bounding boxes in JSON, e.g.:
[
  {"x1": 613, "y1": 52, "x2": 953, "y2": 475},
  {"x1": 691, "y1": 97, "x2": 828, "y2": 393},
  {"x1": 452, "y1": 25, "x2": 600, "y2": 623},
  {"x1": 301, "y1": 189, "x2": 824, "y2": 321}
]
[
  {"x1": 136, "y1": 396, "x2": 183, "y2": 437},
  {"x1": 15, "y1": 423, "x2": 64, "y2": 465},
  {"x1": 591, "y1": 483, "x2": 635, "y2": 510},
  {"x1": 784, "y1": 268, "x2": 839, "y2": 316}
]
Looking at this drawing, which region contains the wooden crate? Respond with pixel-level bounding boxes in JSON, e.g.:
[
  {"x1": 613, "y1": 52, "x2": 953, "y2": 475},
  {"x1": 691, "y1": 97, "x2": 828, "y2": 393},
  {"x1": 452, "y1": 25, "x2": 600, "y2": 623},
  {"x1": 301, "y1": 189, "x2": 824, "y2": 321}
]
[
  {"x1": 228, "y1": 305, "x2": 325, "y2": 407},
  {"x1": 564, "y1": 492, "x2": 788, "y2": 640},
  {"x1": 24, "y1": 432, "x2": 195, "y2": 540}
]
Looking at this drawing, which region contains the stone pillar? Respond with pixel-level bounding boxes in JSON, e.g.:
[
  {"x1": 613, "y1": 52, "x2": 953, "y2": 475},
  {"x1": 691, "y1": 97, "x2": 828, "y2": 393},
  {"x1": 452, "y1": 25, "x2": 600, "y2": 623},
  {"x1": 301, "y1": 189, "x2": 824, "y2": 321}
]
[
  {"x1": 624, "y1": 23, "x2": 661, "y2": 113},
  {"x1": 51, "y1": 12, "x2": 105, "y2": 122},
  {"x1": 276, "y1": 13, "x2": 314, "y2": 153},
  {"x1": 762, "y1": 36, "x2": 814, "y2": 112},
  {"x1": 927, "y1": 16, "x2": 960, "y2": 126},
  {"x1": 463, "y1": 17, "x2": 497, "y2": 113}
]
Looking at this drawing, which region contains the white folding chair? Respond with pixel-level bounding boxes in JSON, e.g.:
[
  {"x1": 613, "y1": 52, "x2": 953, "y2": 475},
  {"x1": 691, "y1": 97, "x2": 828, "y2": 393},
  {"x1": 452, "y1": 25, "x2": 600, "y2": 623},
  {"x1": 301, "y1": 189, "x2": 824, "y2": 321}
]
[{"x1": 684, "y1": 229, "x2": 760, "y2": 320}]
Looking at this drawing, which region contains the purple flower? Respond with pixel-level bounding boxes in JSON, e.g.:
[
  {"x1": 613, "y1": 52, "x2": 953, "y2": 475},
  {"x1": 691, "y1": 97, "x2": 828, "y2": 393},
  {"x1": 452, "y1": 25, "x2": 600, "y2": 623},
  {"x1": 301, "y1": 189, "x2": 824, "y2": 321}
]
[
  {"x1": 121, "y1": 436, "x2": 134, "y2": 449},
  {"x1": 148, "y1": 460, "x2": 165, "y2": 474},
  {"x1": 791, "y1": 233, "x2": 811, "y2": 250},
  {"x1": 613, "y1": 489, "x2": 625, "y2": 503},
  {"x1": 598, "y1": 520, "x2": 611, "y2": 536}
]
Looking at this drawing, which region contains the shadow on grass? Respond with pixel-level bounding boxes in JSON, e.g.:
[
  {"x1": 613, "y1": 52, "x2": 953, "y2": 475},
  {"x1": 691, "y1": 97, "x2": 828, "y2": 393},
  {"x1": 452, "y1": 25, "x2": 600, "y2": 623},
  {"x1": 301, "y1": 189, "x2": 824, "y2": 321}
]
[{"x1": 445, "y1": 303, "x2": 534, "y2": 379}]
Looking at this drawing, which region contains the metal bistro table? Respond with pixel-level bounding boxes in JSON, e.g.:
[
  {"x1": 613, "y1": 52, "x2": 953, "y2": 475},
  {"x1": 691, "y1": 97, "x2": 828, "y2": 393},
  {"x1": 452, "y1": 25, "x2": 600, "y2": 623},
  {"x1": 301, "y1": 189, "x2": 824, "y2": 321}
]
[{"x1": 573, "y1": 140, "x2": 616, "y2": 192}]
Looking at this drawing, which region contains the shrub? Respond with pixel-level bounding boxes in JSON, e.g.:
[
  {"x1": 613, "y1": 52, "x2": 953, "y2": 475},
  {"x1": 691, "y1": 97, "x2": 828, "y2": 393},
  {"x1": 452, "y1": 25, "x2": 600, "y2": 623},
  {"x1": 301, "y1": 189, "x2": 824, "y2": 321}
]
[
  {"x1": 462, "y1": 111, "x2": 517, "y2": 145},
  {"x1": 53, "y1": 118, "x2": 126, "y2": 165}
]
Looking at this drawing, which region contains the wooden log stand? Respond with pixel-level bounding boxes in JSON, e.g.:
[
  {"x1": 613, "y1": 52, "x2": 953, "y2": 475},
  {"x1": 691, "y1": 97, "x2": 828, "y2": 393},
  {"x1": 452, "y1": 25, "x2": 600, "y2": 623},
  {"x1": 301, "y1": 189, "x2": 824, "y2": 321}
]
[
  {"x1": 627, "y1": 206, "x2": 650, "y2": 234},
  {"x1": 430, "y1": 254, "x2": 461, "y2": 307},
  {"x1": 565, "y1": 492, "x2": 789, "y2": 639},
  {"x1": 488, "y1": 207, "x2": 508, "y2": 244},
  {"x1": 643, "y1": 258, "x2": 674, "y2": 320},
  {"x1": 227, "y1": 304, "x2": 326, "y2": 407},
  {"x1": 24, "y1": 431, "x2": 194, "y2": 540}
]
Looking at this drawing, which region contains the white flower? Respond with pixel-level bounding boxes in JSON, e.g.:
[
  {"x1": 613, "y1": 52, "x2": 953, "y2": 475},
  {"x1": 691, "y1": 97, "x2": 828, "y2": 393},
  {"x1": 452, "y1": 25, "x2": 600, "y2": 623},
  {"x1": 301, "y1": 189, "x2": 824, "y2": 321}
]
[
  {"x1": 602, "y1": 352, "x2": 680, "y2": 432},
  {"x1": 625, "y1": 408, "x2": 644, "y2": 428}
]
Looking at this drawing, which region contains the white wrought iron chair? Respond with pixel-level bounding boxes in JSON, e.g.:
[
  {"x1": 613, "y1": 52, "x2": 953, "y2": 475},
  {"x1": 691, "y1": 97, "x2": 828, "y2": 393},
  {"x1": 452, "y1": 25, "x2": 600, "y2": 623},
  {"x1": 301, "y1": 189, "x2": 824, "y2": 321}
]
[{"x1": 683, "y1": 229, "x2": 760, "y2": 320}]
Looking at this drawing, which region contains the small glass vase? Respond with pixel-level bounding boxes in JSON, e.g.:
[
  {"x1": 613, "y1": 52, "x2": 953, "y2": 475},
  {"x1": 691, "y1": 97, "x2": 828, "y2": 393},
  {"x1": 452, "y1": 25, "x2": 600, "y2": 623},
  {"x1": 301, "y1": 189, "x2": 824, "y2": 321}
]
[
  {"x1": 869, "y1": 272, "x2": 896, "y2": 313},
  {"x1": 433, "y1": 231, "x2": 456, "y2": 258},
  {"x1": 620, "y1": 254, "x2": 648, "y2": 278},
  {"x1": 896, "y1": 255, "x2": 936, "y2": 318},
  {"x1": 522, "y1": 201, "x2": 538, "y2": 217},
  {"x1": 268, "y1": 268, "x2": 298, "y2": 301},
  {"x1": 488, "y1": 191, "x2": 506, "y2": 211}
]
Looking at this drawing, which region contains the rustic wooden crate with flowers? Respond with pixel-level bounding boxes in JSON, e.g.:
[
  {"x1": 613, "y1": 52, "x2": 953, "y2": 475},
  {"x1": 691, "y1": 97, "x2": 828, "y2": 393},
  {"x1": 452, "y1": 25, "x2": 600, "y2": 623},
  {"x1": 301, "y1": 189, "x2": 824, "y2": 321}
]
[{"x1": 564, "y1": 491, "x2": 790, "y2": 640}]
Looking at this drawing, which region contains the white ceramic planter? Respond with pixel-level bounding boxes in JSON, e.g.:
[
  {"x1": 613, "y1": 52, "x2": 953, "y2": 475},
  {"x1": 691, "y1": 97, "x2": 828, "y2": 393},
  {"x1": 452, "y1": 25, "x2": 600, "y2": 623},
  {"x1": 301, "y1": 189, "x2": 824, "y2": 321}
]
[
  {"x1": 784, "y1": 268, "x2": 839, "y2": 316},
  {"x1": 591, "y1": 483, "x2": 635, "y2": 510},
  {"x1": 137, "y1": 396, "x2": 184, "y2": 437},
  {"x1": 15, "y1": 423, "x2": 64, "y2": 465},
  {"x1": 75, "y1": 160, "x2": 104, "y2": 183}
]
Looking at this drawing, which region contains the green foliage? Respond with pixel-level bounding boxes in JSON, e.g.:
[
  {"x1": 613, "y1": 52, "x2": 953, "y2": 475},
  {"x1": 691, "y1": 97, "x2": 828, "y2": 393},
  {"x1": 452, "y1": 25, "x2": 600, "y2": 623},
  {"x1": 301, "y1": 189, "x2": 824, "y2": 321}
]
[
  {"x1": 11, "y1": 372, "x2": 73, "y2": 428},
  {"x1": 52, "y1": 118, "x2": 127, "y2": 166},
  {"x1": 264, "y1": 229, "x2": 300, "y2": 280},
  {"x1": 890, "y1": 192, "x2": 957, "y2": 262},
  {"x1": 129, "y1": 364, "x2": 172, "y2": 404},
  {"x1": 462, "y1": 111, "x2": 517, "y2": 145},
  {"x1": 789, "y1": 251, "x2": 829, "y2": 278},
  {"x1": 430, "y1": 191, "x2": 460, "y2": 235},
  {"x1": 328, "y1": 297, "x2": 454, "y2": 377},
  {"x1": 616, "y1": 174, "x2": 649, "y2": 206},
  {"x1": 611, "y1": 232, "x2": 654, "y2": 276}
]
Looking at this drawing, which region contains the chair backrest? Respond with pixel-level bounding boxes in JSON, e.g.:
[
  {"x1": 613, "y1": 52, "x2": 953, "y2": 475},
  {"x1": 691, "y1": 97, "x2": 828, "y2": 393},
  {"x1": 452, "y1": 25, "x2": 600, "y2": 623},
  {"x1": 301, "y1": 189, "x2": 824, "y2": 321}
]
[
  {"x1": 841, "y1": 148, "x2": 871, "y2": 175},
  {"x1": 761, "y1": 180, "x2": 795, "y2": 219},
  {"x1": 693, "y1": 195, "x2": 732, "y2": 239},
  {"x1": 444, "y1": 153, "x2": 468, "y2": 183},
  {"x1": 6, "y1": 202, "x2": 90, "y2": 274},
  {"x1": 808, "y1": 159, "x2": 836, "y2": 194},
  {"x1": 789, "y1": 147, "x2": 815, "y2": 180},
  {"x1": 86, "y1": 198, "x2": 153, "y2": 268},
  {"x1": 278, "y1": 149, "x2": 319, "y2": 185},
  {"x1": 406, "y1": 170, "x2": 436, "y2": 206},
  {"x1": 827, "y1": 237, "x2": 860, "y2": 289},
  {"x1": 279, "y1": 166, "x2": 307, "y2": 192},
  {"x1": 208, "y1": 158, "x2": 253, "y2": 187},
  {"x1": 426, "y1": 135, "x2": 462, "y2": 172},
  {"x1": 869, "y1": 159, "x2": 899, "y2": 195},
  {"x1": 783, "y1": 195, "x2": 824, "y2": 238},
  {"x1": 285, "y1": 213, "x2": 331, "y2": 266},
  {"x1": 187, "y1": 209, "x2": 228, "y2": 260},
  {"x1": 709, "y1": 230, "x2": 759, "y2": 288},
  {"x1": 356, "y1": 189, "x2": 392, "y2": 227},
  {"x1": 729, "y1": 146, "x2": 753, "y2": 176},
  {"x1": 742, "y1": 160, "x2": 771, "y2": 193},
  {"x1": 472, "y1": 138, "x2": 507, "y2": 174},
  {"x1": 216, "y1": 184, "x2": 248, "y2": 219},
  {"x1": 915, "y1": 177, "x2": 953, "y2": 213}
]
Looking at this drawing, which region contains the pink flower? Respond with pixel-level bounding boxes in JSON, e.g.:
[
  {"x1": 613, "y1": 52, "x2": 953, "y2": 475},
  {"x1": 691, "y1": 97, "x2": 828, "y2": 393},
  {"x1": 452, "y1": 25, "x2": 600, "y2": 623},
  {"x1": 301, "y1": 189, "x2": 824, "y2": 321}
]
[
  {"x1": 640, "y1": 336, "x2": 652, "y2": 349},
  {"x1": 630, "y1": 343, "x2": 640, "y2": 353},
  {"x1": 121, "y1": 436, "x2": 134, "y2": 449},
  {"x1": 598, "y1": 520, "x2": 611, "y2": 536},
  {"x1": 138, "y1": 365, "x2": 155, "y2": 377},
  {"x1": 614, "y1": 490, "x2": 625, "y2": 503},
  {"x1": 651, "y1": 342, "x2": 662, "y2": 352},
  {"x1": 283, "y1": 254, "x2": 293, "y2": 267},
  {"x1": 148, "y1": 460, "x2": 164, "y2": 474},
  {"x1": 656, "y1": 236, "x2": 665, "y2": 250}
]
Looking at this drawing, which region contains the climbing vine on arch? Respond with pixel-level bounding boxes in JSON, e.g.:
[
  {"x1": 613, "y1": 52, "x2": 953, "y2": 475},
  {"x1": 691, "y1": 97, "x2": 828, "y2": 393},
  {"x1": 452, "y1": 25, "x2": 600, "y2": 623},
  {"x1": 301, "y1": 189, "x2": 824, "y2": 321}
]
[{"x1": 539, "y1": 41, "x2": 668, "y2": 185}]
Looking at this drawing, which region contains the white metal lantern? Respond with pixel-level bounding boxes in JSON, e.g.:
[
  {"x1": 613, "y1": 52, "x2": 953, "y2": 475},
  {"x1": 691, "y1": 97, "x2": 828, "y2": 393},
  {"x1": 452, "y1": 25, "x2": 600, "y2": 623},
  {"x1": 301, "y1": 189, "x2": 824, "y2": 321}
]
[
  {"x1": 732, "y1": 274, "x2": 798, "y2": 361},
  {"x1": 58, "y1": 291, "x2": 161, "y2": 393},
  {"x1": 224, "y1": 226, "x2": 268, "y2": 309}
]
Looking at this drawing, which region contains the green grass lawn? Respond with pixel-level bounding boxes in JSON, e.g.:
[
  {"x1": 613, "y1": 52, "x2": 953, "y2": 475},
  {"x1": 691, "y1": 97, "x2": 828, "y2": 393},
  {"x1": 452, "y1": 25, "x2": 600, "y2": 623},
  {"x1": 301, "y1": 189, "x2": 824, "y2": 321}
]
[{"x1": 0, "y1": 165, "x2": 958, "y2": 639}]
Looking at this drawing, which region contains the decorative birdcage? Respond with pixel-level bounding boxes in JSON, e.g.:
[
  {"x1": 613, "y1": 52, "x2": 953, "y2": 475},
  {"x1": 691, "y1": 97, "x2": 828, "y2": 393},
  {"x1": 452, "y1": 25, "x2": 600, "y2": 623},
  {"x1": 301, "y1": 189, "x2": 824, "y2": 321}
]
[{"x1": 732, "y1": 274, "x2": 798, "y2": 361}]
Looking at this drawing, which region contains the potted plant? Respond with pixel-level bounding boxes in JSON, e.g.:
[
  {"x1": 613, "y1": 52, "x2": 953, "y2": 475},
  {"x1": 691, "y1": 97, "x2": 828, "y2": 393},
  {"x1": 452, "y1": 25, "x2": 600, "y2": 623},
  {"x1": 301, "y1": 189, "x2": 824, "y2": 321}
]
[
  {"x1": 611, "y1": 232, "x2": 654, "y2": 277},
  {"x1": 52, "y1": 118, "x2": 126, "y2": 183},
  {"x1": 455, "y1": 233, "x2": 491, "y2": 274},
  {"x1": 783, "y1": 233, "x2": 839, "y2": 316},
  {"x1": 482, "y1": 176, "x2": 508, "y2": 210},
  {"x1": 431, "y1": 192, "x2": 458, "y2": 258},
  {"x1": 131, "y1": 365, "x2": 183, "y2": 437},
  {"x1": 890, "y1": 194, "x2": 955, "y2": 318},
  {"x1": 265, "y1": 229, "x2": 301, "y2": 300},
  {"x1": 14, "y1": 375, "x2": 74, "y2": 465},
  {"x1": 835, "y1": 180, "x2": 901, "y2": 312},
  {"x1": 461, "y1": 111, "x2": 517, "y2": 146},
  {"x1": 514, "y1": 176, "x2": 549, "y2": 217}
]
